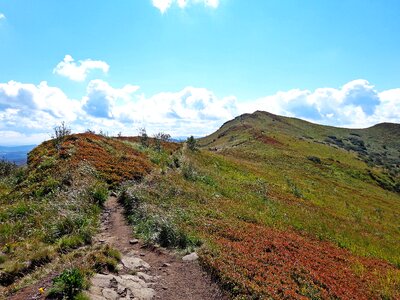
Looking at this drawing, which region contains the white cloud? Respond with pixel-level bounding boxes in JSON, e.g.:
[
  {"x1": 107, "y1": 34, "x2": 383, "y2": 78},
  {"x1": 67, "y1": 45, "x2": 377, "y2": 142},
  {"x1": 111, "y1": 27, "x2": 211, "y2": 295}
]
[
  {"x1": 112, "y1": 86, "x2": 237, "y2": 136},
  {"x1": 0, "y1": 81, "x2": 82, "y2": 144},
  {"x1": 0, "y1": 131, "x2": 48, "y2": 146},
  {"x1": 0, "y1": 80, "x2": 80, "y2": 121},
  {"x1": 239, "y1": 79, "x2": 396, "y2": 128},
  {"x1": 152, "y1": 0, "x2": 173, "y2": 13},
  {"x1": 1, "y1": 79, "x2": 400, "y2": 146},
  {"x1": 53, "y1": 55, "x2": 109, "y2": 82},
  {"x1": 0, "y1": 13, "x2": 5, "y2": 20},
  {"x1": 151, "y1": 0, "x2": 219, "y2": 13},
  {"x1": 82, "y1": 79, "x2": 140, "y2": 119}
]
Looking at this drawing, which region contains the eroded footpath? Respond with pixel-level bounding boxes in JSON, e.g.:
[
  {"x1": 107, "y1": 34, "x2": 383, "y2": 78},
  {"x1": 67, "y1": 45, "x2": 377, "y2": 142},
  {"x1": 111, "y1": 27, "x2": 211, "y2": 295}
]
[{"x1": 87, "y1": 196, "x2": 226, "y2": 300}]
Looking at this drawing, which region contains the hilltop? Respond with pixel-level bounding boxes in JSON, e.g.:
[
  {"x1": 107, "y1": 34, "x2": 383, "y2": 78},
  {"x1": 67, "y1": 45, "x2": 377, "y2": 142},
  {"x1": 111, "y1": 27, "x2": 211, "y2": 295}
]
[
  {"x1": 0, "y1": 112, "x2": 399, "y2": 299},
  {"x1": 201, "y1": 111, "x2": 400, "y2": 192}
]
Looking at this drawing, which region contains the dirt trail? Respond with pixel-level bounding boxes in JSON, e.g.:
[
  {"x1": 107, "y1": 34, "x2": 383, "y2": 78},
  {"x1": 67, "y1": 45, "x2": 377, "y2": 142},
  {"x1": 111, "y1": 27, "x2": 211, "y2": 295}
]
[
  {"x1": 6, "y1": 196, "x2": 226, "y2": 300},
  {"x1": 89, "y1": 196, "x2": 227, "y2": 300}
]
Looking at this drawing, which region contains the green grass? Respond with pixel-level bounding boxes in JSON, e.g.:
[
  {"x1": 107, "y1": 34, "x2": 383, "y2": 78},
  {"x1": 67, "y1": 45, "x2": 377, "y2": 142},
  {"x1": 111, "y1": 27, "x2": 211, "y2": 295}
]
[
  {"x1": 122, "y1": 129, "x2": 400, "y2": 266},
  {"x1": 1, "y1": 115, "x2": 399, "y2": 299},
  {"x1": 119, "y1": 132, "x2": 400, "y2": 297},
  {"x1": 0, "y1": 158, "x2": 101, "y2": 289}
]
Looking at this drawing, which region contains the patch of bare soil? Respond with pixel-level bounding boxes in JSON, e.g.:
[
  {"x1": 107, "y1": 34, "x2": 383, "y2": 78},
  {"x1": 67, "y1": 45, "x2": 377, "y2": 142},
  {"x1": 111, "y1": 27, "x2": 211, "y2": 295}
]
[{"x1": 90, "y1": 196, "x2": 227, "y2": 300}]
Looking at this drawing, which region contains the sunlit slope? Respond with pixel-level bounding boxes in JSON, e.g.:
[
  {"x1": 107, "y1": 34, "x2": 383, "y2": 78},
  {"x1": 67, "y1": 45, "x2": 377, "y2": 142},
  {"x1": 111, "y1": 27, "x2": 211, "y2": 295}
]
[
  {"x1": 201, "y1": 110, "x2": 400, "y2": 191},
  {"x1": 0, "y1": 133, "x2": 159, "y2": 294},
  {"x1": 117, "y1": 112, "x2": 400, "y2": 298},
  {"x1": 197, "y1": 111, "x2": 400, "y2": 265}
]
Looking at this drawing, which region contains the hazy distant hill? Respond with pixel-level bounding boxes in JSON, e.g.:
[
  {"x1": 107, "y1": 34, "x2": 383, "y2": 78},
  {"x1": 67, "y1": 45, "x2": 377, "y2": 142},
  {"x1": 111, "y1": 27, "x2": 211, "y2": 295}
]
[{"x1": 0, "y1": 145, "x2": 36, "y2": 165}]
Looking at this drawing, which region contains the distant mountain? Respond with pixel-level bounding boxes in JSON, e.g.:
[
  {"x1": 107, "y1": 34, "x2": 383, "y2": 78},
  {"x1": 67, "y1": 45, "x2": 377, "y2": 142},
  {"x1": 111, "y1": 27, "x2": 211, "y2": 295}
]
[{"x1": 0, "y1": 145, "x2": 36, "y2": 165}]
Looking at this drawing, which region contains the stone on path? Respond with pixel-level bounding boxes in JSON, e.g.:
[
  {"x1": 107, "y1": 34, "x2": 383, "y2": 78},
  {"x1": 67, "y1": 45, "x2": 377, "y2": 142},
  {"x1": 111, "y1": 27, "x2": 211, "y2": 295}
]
[
  {"x1": 87, "y1": 270, "x2": 155, "y2": 300},
  {"x1": 182, "y1": 252, "x2": 199, "y2": 262},
  {"x1": 121, "y1": 256, "x2": 150, "y2": 270}
]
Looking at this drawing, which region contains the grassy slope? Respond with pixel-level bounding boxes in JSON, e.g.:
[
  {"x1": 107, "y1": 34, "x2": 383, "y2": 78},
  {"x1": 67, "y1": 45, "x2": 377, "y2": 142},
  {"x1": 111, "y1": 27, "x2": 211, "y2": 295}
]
[
  {"x1": 0, "y1": 133, "x2": 156, "y2": 298},
  {"x1": 198, "y1": 111, "x2": 400, "y2": 260},
  {"x1": 1, "y1": 116, "x2": 400, "y2": 299},
  {"x1": 121, "y1": 112, "x2": 400, "y2": 299}
]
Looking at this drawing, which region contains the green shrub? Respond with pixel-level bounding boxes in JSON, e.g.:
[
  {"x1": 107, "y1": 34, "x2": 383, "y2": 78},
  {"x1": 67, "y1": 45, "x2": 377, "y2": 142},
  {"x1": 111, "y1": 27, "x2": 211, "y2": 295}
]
[
  {"x1": 119, "y1": 188, "x2": 200, "y2": 249},
  {"x1": 0, "y1": 159, "x2": 17, "y2": 178},
  {"x1": 46, "y1": 216, "x2": 79, "y2": 243},
  {"x1": 158, "y1": 222, "x2": 189, "y2": 248},
  {"x1": 89, "y1": 183, "x2": 108, "y2": 206},
  {"x1": 186, "y1": 136, "x2": 197, "y2": 151},
  {"x1": 73, "y1": 292, "x2": 90, "y2": 300},
  {"x1": 307, "y1": 156, "x2": 322, "y2": 164},
  {"x1": 58, "y1": 235, "x2": 85, "y2": 252},
  {"x1": 104, "y1": 245, "x2": 121, "y2": 261},
  {"x1": 48, "y1": 268, "x2": 86, "y2": 299},
  {"x1": 92, "y1": 245, "x2": 121, "y2": 273},
  {"x1": 45, "y1": 215, "x2": 94, "y2": 248},
  {"x1": 0, "y1": 255, "x2": 6, "y2": 264},
  {"x1": 35, "y1": 176, "x2": 60, "y2": 197},
  {"x1": 182, "y1": 163, "x2": 198, "y2": 181},
  {"x1": 286, "y1": 179, "x2": 304, "y2": 199},
  {"x1": 52, "y1": 121, "x2": 71, "y2": 151}
]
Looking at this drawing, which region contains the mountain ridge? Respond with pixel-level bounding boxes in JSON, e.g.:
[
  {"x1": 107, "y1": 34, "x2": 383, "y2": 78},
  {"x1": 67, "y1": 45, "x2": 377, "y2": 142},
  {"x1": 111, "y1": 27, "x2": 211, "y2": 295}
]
[{"x1": 1, "y1": 112, "x2": 399, "y2": 299}]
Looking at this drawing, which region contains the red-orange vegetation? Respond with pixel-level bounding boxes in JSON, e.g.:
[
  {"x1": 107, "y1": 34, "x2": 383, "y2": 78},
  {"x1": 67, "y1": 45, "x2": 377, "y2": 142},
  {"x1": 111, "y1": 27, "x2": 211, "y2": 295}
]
[
  {"x1": 251, "y1": 130, "x2": 283, "y2": 146},
  {"x1": 201, "y1": 221, "x2": 399, "y2": 299},
  {"x1": 117, "y1": 136, "x2": 182, "y2": 153},
  {"x1": 59, "y1": 133, "x2": 153, "y2": 184}
]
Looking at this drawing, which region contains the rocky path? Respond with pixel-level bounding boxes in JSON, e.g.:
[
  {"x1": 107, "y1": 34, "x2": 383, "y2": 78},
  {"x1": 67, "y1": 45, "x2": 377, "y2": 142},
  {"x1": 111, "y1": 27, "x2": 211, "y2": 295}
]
[{"x1": 88, "y1": 196, "x2": 227, "y2": 300}]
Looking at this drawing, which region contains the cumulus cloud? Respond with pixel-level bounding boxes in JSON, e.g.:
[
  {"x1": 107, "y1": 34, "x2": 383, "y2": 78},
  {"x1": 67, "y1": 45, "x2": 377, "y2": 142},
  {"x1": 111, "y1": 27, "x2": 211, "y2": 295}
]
[
  {"x1": 53, "y1": 55, "x2": 109, "y2": 82},
  {"x1": 0, "y1": 80, "x2": 80, "y2": 122},
  {"x1": 0, "y1": 80, "x2": 82, "y2": 145},
  {"x1": 113, "y1": 86, "x2": 238, "y2": 136},
  {"x1": 151, "y1": 0, "x2": 219, "y2": 13},
  {"x1": 1, "y1": 79, "x2": 400, "y2": 146},
  {"x1": 240, "y1": 79, "x2": 397, "y2": 128},
  {"x1": 0, "y1": 13, "x2": 5, "y2": 20},
  {"x1": 82, "y1": 82, "x2": 237, "y2": 137},
  {"x1": 82, "y1": 79, "x2": 140, "y2": 119},
  {"x1": 0, "y1": 131, "x2": 48, "y2": 146}
]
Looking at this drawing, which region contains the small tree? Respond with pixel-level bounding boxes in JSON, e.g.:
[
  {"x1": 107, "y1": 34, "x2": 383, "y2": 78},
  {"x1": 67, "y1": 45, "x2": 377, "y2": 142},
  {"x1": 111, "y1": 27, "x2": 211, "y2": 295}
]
[
  {"x1": 99, "y1": 130, "x2": 109, "y2": 137},
  {"x1": 138, "y1": 127, "x2": 149, "y2": 148},
  {"x1": 85, "y1": 129, "x2": 95, "y2": 134},
  {"x1": 52, "y1": 121, "x2": 71, "y2": 151},
  {"x1": 153, "y1": 132, "x2": 171, "y2": 152},
  {"x1": 186, "y1": 136, "x2": 197, "y2": 151}
]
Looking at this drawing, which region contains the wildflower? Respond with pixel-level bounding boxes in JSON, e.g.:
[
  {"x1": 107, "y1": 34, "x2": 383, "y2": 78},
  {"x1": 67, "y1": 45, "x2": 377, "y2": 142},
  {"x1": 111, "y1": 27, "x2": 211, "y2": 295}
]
[{"x1": 38, "y1": 287, "x2": 45, "y2": 294}]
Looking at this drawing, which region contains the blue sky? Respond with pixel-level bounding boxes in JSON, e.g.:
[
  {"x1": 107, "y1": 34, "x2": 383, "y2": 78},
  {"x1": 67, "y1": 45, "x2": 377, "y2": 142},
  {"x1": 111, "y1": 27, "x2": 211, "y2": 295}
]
[{"x1": 0, "y1": 0, "x2": 400, "y2": 145}]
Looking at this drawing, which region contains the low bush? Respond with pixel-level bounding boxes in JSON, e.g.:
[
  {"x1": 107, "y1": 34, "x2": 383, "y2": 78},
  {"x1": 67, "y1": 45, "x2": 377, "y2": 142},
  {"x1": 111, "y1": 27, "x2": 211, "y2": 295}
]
[
  {"x1": 0, "y1": 159, "x2": 17, "y2": 178},
  {"x1": 307, "y1": 156, "x2": 322, "y2": 164},
  {"x1": 58, "y1": 235, "x2": 86, "y2": 252},
  {"x1": 91, "y1": 245, "x2": 121, "y2": 273},
  {"x1": 119, "y1": 188, "x2": 200, "y2": 249},
  {"x1": 182, "y1": 162, "x2": 198, "y2": 181},
  {"x1": 48, "y1": 268, "x2": 87, "y2": 299},
  {"x1": 89, "y1": 183, "x2": 108, "y2": 206},
  {"x1": 286, "y1": 178, "x2": 304, "y2": 199}
]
